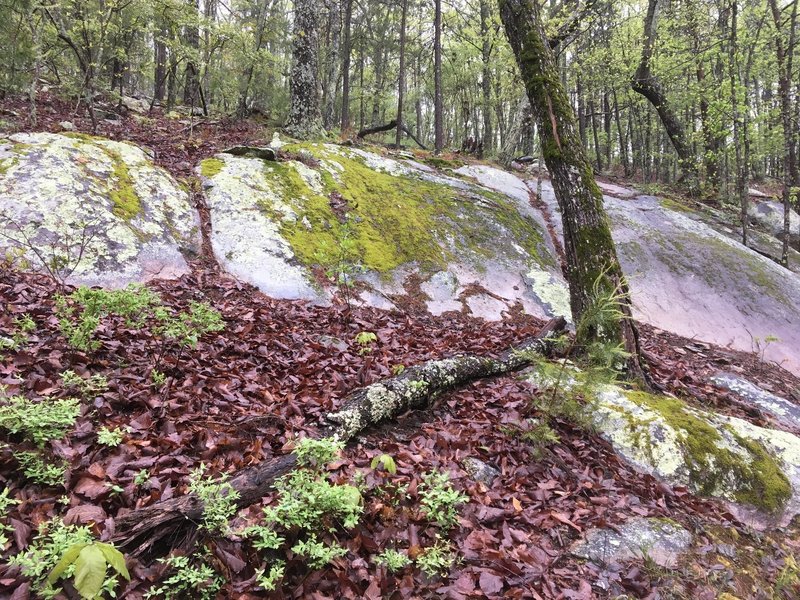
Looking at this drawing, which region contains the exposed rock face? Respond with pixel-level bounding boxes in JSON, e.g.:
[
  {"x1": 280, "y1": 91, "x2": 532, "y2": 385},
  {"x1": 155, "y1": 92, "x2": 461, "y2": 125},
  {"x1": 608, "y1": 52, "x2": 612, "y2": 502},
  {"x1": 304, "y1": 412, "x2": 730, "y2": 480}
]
[
  {"x1": 748, "y1": 200, "x2": 800, "y2": 244},
  {"x1": 513, "y1": 175, "x2": 800, "y2": 376},
  {"x1": 526, "y1": 367, "x2": 800, "y2": 529},
  {"x1": 571, "y1": 517, "x2": 692, "y2": 568},
  {"x1": 712, "y1": 373, "x2": 800, "y2": 431},
  {"x1": 0, "y1": 132, "x2": 199, "y2": 287},
  {"x1": 200, "y1": 142, "x2": 566, "y2": 320}
]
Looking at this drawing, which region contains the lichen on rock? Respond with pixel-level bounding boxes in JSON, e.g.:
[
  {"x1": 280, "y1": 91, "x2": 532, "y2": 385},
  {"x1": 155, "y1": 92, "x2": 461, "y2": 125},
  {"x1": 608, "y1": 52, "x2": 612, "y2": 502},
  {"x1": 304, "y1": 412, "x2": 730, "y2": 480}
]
[{"x1": 0, "y1": 132, "x2": 199, "y2": 287}]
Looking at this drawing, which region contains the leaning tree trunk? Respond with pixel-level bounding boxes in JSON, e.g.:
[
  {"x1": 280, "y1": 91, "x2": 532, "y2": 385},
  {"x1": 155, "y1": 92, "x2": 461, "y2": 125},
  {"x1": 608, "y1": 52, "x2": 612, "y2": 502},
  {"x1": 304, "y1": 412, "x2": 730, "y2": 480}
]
[
  {"x1": 499, "y1": 0, "x2": 648, "y2": 381},
  {"x1": 285, "y1": 0, "x2": 325, "y2": 139},
  {"x1": 631, "y1": 0, "x2": 699, "y2": 191},
  {"x1": 112, "y1": 318, "x2": 566, "y2": 558}
]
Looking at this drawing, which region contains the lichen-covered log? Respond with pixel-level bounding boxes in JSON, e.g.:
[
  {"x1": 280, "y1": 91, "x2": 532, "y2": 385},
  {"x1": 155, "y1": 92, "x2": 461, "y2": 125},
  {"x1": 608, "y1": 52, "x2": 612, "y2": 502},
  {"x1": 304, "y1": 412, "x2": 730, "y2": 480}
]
[
  {"x1": 112, "y1": 317, "x2": 565, "y2": 558},
  {"x1": 327, "y1": 316, "x2": 565, "y2": 439}
]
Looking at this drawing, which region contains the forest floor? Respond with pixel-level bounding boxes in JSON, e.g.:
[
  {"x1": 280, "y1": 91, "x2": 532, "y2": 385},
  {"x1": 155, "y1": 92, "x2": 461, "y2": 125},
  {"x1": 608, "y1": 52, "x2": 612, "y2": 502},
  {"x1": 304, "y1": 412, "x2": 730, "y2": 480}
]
[{"x1": 2, "y1": 94, "x2": 800, "y2": 598}]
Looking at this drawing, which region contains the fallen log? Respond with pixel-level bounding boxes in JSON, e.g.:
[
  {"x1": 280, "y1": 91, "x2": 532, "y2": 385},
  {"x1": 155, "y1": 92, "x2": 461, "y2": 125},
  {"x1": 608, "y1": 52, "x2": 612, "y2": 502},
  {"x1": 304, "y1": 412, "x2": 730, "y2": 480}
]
[
  {"x1": 112, "y1": 317, "x2": 566, "y2": 558},
  {"x1": 222, "y1": 145, "x2": 277, "y2": 161},
  {"x1": 356, "y1": 120, "x2": 428, "y2": 150}
]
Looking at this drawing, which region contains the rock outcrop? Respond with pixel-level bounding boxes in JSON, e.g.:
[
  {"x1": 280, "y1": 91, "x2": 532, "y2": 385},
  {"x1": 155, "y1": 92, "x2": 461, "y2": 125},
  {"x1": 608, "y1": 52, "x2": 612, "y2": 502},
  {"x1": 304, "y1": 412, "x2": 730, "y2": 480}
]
[
  {"x1": 0, "y1": 132, "x2": 199, "y2": 287},
  {"x1": 200, "y1": 141, "x2": 567, "y2": 320}
]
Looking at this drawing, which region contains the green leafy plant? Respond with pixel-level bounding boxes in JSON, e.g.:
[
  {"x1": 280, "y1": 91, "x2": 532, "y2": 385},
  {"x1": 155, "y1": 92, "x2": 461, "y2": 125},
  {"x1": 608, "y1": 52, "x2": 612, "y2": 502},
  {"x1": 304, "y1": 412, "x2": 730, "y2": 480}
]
[
  {"x1": 294, "y1": 436, "x2": 345, "y2": 468},
  {"x1": 370, "y1": 453, "x2": 398, "y2": 475},
  {"x1": 375, "y1": 548, "x2": 411, "y2": 573},
  {"x1": 13, "y1": 450, "x2": 67, "y2": 486},
  {"x1": 10, "y1": 518, "x2": 124, "y2": 600},
  {"x1": 0, "y1": 393, "x2": 80, "y2": 446},
  {"x1": 291, "y1": 534, "x2": 348, "y2": 569},
  {"x1": 391, "y1": 363, "x2": 406, "y2": 376},
  {"x1": 416, "y1": 538, "x2": 457, "y2": 577},
  {"x1": 354, "y1": 330, "x2": 378, "y2": 354},
  {"x1": 188, "y1": 463, "x2": 241, "y2": 535},
  {"x1": 145, "y1": 554, "x2": 223, "y2": 600},
  {"x1": 133, "y1": 469, "x2": 150, "y2": 487},
  {"x1": 150, "y1": 369, "x2": 166, "y2": 387},
  {"x1": 96, "y1": 426, "x2": 126, "y2": 447},
  {"x1": 314, "y1": 214, "x2": 364, "y2": 313},
  {"x1": 0, "y1": 313, "x2": 36, "y2": 354},
  {"x1": 255, "y1": 561, "x2": 286, "y2": 591},
  {"x1": 0, "y1": 487, "x2": 19, "y2": 547},
  {"x1": 60, "y1": 370, "x2": 109, "y2": 397},
  {"x1": 418, "y1": 470, "x2": 468, "y2": 531},
  {"x1": 46, "y1": 541, "x2": 130, "y2": 600}
]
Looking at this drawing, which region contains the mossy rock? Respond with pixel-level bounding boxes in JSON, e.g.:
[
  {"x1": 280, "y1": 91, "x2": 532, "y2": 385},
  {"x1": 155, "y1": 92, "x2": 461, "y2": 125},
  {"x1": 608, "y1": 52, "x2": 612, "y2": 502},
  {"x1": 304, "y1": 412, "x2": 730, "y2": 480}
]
[
  {"x1": 0, "y1": 132, "x2": 200, "y2": 287},
  {"x1": 526, "y1": 367, "x2": 800, "y2": 527},
  {"x1": 200, "y1": 139, "x2": 567, "y2": 319}
]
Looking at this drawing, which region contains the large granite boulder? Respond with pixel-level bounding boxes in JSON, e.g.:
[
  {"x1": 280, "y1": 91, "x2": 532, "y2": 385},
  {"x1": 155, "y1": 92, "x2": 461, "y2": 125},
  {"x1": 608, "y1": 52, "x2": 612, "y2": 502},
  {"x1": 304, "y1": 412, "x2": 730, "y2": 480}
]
[
  {"x1": 526, "y1": 366, "x2": 800, "y2": 529},
  {"x1": 748, "y1": 200, "x2": 800, "y2": 244},
  {"x1": 0, "y1": 132, "x2": 199, "y2": 287},
  {"x1": 200, "y1": 142, "x2": 567, "y2": 320}
]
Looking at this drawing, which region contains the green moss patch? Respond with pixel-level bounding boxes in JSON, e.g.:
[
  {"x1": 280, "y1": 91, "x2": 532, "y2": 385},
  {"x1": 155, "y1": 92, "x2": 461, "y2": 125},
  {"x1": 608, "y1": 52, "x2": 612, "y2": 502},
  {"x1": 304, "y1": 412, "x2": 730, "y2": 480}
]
[
  {"x1": 422, "y1": 156, "x2": 466, "y2": 170},
  {"x1": 628, "y1": 391, "x2": 791, "y2": 513},
  {"x1": 200, "y1": 158, "x2": 224, "y2": 178},
  {"x1": 258, "y1": 143, "x2": 550, "y2": 274}
]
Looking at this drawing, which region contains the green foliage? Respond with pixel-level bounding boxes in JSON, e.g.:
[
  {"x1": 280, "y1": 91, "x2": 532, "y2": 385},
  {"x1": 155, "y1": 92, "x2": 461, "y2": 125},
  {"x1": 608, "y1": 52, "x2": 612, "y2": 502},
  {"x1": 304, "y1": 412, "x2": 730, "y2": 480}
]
[
  {"x1": 418, "y1": 470, "x2": 468, "y2": 531},
  {"x1": 0, "y1": 393, "x2": 80, "y2": 447},
  {"x1": 60, "y1": 370, "x2": 109, "y2": 396},
  {"x1": 416, "y1": 538, "x2": 457, "y2": 577},
  {"x1": 145, "y1": 554, "x2": 223, "y2": 600},
  {"x1": 293, "y1": 436, "x2": 345, "y2": 468},
  {"x1": 55, "y1": 285, "x2": 224, "y2": 353},
  {"x1": 391, "y1": 363, "x2": 406, "y2": 376},
  {"x1": 10, "y1": 518, "x2": 124, "y2": 600},
  {"x1": 13, "y1": 450, "x2": 67, "y2": 486},
  {"x1": 255, "y1": 561, "x2": 286, "y2": 591},
  {"x1": 0, "y1": 313, "x2": 36, "y2": 353},
  {"x1": 47, "y1": 542, "x2": 130, "y2": 600},
  {"x1": 370, "y1": 453, "x2": 397, "y2": 475},
  {"x1": 354, "y1": 330, "x2": 377, "y2": 354},
  {"x1": 187, "y1": 463, "x2": 241, "y2": 535},
  {"x1": 150, "y1": 369, "x2": 166, "y2": 387},
  {"x1": 291, "y1": 534, "x2": 348, "y2": 569},
  {"x1": 374, "y1": 548, "x2": 411, "y2": 573},
  {"x1": 0, "y1": 487, "x2": 19, "y2": 547},
  {"x1": 96, "y1": 426, "x2": 126, "y2": 447},
  {"x1": 133, "y1": 469, "x2": 150, "y2": 487}
]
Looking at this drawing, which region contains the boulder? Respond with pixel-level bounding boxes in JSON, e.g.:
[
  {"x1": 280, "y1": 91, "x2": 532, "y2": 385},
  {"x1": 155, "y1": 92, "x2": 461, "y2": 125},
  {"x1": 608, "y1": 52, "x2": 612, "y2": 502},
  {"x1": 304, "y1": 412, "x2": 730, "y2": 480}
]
[
  {"x1": 527, "y1": 367, "x2": 800, "y2": 529},
  {"x1": 0, "y1": 132, "x2": 199, "y2": 287},
  {"x1": 711, "y1": 373, "x2": 800, "y2": 431},
  {"x1": 748, "y1": 200, "x2": 800, "y2": 244},
  {"x1": 199, "y1": 141, "x2": 566, "y2": 320}
]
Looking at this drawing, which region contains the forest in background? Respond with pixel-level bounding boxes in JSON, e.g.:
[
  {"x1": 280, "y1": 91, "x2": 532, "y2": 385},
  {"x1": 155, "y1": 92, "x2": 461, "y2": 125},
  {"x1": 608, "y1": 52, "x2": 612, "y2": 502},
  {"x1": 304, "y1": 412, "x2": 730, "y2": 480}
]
[{"x1": 1, "y1": 0, "x2": 799, "y2": 202}]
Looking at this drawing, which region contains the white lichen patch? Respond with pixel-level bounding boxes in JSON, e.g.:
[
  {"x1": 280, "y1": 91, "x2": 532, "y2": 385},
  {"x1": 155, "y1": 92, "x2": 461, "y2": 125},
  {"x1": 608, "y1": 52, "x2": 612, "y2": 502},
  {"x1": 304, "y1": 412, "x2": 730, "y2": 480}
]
[
  {"x1": 527, "y1": 269, "x2": 572, "y2": 322},
  {"x1": 200, "y1": 154, "x2": 320, "y2": 300},
  {"x1": 0, "y1": 132, "x2": 197, "y2": 287},
  {"x1": 366, "y1": 385, "x2": 402, "y2": 422}
]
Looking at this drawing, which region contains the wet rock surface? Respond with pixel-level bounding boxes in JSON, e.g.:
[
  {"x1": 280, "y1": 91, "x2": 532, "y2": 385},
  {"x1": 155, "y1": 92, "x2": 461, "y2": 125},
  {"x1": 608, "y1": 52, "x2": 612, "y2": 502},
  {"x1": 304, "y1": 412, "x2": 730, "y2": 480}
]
[
  {"x1": 0, "y1": 132, "x2": 199, "y2": 287},
  {"x1": 571, "y1": 517, "x2": 692, "y2": 567},
  {"x1": 711, "y1": 372, "x2": 800, "y2": 430}
]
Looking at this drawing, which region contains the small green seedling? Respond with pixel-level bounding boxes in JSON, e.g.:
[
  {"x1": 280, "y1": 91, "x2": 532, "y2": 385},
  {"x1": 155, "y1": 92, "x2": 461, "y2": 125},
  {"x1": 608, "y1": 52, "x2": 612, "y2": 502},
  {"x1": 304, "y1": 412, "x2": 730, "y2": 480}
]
[
  {"x1": 370, "y1": 453, "x2": 397, "y2": 475},
  {"x1": 47, "y1": 541, "x2": 130, "y2": 600},
  {"x1": 354, "y1": 331, "x2": 377, "y2": 354}
]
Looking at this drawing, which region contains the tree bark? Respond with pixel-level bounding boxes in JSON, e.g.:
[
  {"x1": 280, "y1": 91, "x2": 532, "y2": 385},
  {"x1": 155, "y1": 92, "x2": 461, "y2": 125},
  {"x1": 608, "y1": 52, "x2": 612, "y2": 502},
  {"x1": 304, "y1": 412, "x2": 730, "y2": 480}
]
[
  {"x1": 631, "y1": 0, "x2": 699, "y2": 190},
  {"x1": 480, "y1": 0, "x2": 493, "y2": 152},
  {"x1": 285, "y1": 0, "x2": 325, "y2": 139},
  {"x1": 434, "y1": 0, "x2": 444, "y2": 153},
  {"x1": 183, "y1": 0, "x2": 200, "y2": 108},
  {"x1": 340, "y1": 0, "x2": 353, "y2": 131},
  {"x1": 499, "y1": 0, "x2": 648, "y2": 381},
  {"x1": 395, "y1": 0, "x2": 408, "y2": 148},
  {"x1": 112, "y1": 318, "x2": 566, "y2": 558}
]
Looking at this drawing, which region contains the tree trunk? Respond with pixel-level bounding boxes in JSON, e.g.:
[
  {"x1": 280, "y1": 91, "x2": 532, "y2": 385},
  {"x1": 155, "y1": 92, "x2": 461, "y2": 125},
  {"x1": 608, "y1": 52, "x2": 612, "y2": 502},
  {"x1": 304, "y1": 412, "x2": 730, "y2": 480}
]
[
  {"x1": 728, "y1": 0, "x2": 746, "y2": 245},
  {"x1": 499, "y1": 0, "x2": 648, "y2": 380},
  {"x1": 632, "y1": 0, "x2": 698, "y2": 190},
  {"x1": 480, "y1": 0, "x2": 493, "y2": 152},
  {"x1": 321, "y1": 0, "x2": 341, "y2": 129},
  {"x1": 183, "y1": 0, "x2": 200, "y2": 107},
  {"x1": 112, "y1": 318, "x2": 566, "y2": 558},
  {"x1": 434, "y1": 0, "x2": 444, "y2": 153},
  {"x1": 154, "y1": 25, "x2": 167, "y2": 102},
  {"x1": 340, "y1": 0, "x2": 353, "y2": 131},
  {"x1": 395, "y1": 0, "x2": 408, "y2": 147},
  {"x1": 285, "y1": 0, "x2": 325, "y2": 139},
  {"x1": 768, "y1": 0, "x2": 798, "y2": 266}
]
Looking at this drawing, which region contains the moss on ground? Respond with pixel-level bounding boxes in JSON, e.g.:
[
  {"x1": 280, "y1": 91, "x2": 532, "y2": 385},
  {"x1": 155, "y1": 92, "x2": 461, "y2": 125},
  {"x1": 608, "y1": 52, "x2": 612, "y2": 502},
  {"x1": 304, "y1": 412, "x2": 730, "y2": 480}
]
[
  {"x1": 627, "y1": 391, "x2": 791, "y2": 513},
  {"x1": 422, "y1": 156, "x2": 466, "y2": 170},
  {"x1": 257, "y1": 142, "x2": 550, "y2": 275},
  {"x1": 200, "y1": 158, "x2": 224, "y2": 178}
]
